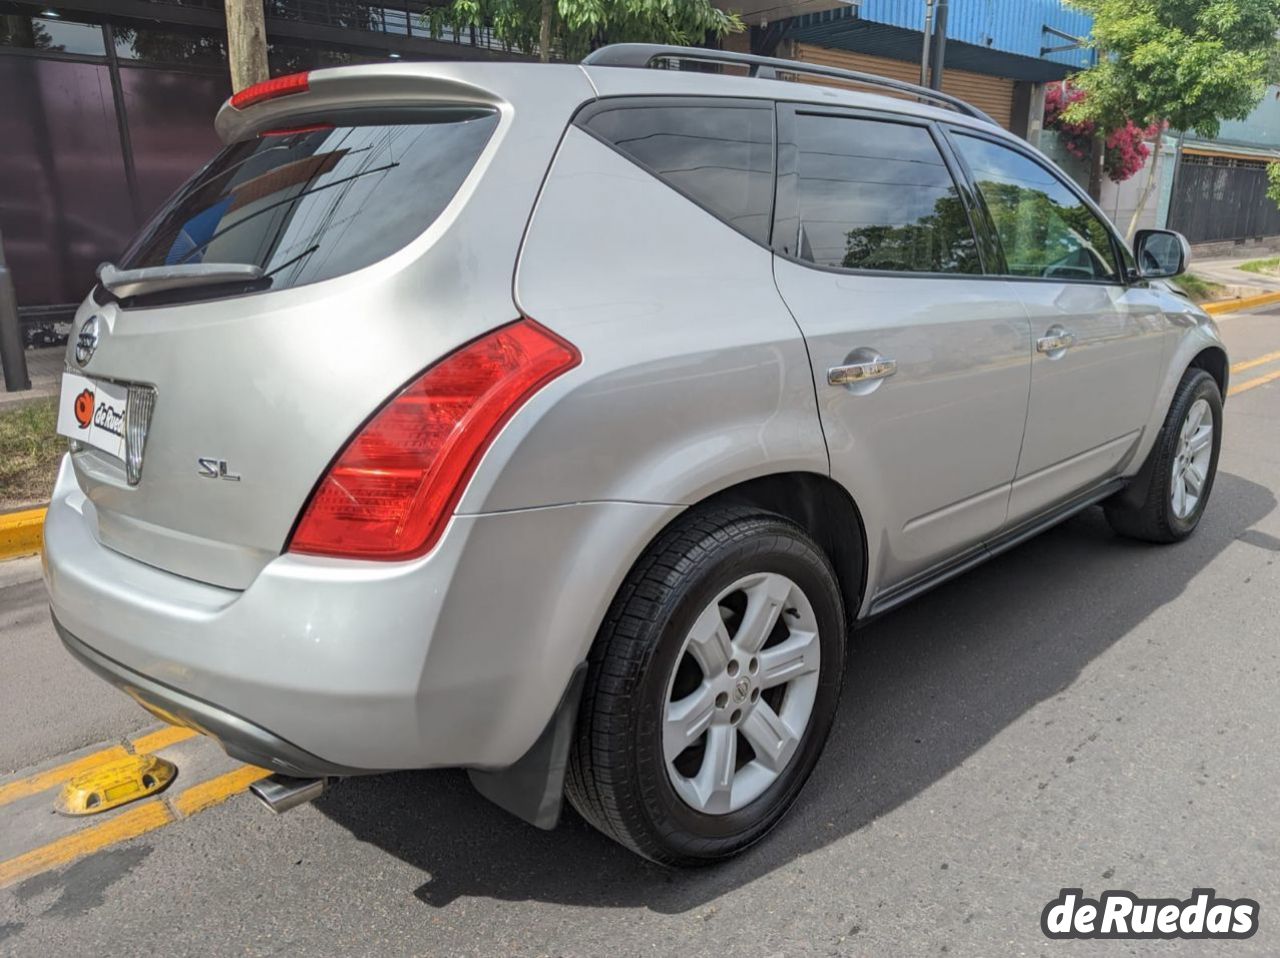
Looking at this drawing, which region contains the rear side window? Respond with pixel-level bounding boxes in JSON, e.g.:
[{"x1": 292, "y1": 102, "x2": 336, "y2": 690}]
[
  {"x1": 118, "y1": 110, "x2": 499, "y2": 295},
  {"x1": 579, "y1": 100, "x2": 775, "y2": 245},
  {"x1": 789, "y1": 113, "x2": 981, "y2": 274}
]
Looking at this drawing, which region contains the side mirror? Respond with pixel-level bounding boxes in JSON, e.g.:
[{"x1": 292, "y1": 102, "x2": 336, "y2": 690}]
[{"x1": 1133, "y1": 229, "x2": 1191, "y2": 279}]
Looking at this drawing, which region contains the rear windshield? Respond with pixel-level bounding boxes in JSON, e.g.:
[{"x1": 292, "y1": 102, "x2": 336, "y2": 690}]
[{"x1": 114, "y1": 109, "x2": 499, "y2": 300}]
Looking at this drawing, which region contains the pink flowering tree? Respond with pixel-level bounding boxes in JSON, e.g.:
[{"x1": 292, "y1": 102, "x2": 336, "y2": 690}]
[
  {"x1": 1044, "y1": 83, "x2": 1164, "y2": 186},
  {"x1": 1057, "y1": 0, "x2": 1280, "y2": 240}
]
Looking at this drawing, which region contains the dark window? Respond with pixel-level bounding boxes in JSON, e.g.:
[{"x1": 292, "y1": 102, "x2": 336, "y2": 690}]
[
  {"x1": 0, "y1": 5, "x2": 105, "y2": 55},
  {"x1": 117, "y1": 110, "x2": 498, "y2": 299},
  {"x1": 582, "y1": 102, "x2": 775, "y2": 245},
  {"x1": 952, "y1": 133, "x2": 1119, "y2": 282},
  {"x1": 791, "y1": 113, "x2": 980, "y2": 274}
]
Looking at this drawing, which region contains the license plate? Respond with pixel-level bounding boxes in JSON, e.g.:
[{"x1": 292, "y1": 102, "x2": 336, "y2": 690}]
[{"x1": 57, "y1": 372, "x2": 130, "y2": 462}]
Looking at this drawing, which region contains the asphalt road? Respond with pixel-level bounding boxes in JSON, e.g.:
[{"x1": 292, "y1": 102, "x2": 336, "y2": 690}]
[{"x1": 3, "y1": 308, "x2": 1280, "y2": 956}]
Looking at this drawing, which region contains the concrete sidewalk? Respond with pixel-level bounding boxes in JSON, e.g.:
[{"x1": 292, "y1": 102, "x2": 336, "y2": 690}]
[
  {"x1": 0, "y1": 347, "x2": 61, "y2": 410},
  {"x1": 1192, "y1": 252, "x2": 1280, "y2": 298}
]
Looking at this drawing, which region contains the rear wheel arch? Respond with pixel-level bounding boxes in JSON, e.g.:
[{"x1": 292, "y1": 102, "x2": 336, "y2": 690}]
[{"x1": 687, "y1": 472, "x2": 868, "y2": 630}]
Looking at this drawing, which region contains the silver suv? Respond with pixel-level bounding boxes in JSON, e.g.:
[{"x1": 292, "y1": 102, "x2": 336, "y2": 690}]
[{"x1": 44, "y1": 45, "x2": 1227, "y2": 865}]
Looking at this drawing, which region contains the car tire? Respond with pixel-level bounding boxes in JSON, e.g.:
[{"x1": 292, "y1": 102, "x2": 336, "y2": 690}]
[
  {"x1": 565, "y1": 507, "x2": 846, "y2": 866},
  {"x1": 1104, "y1": 368, "x2": 1223, "y2": 543}
]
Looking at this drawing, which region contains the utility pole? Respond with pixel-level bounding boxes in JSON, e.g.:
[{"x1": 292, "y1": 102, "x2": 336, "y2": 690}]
[
  {"x1": 919, "y1": 0, "x2": 934, "y2": 87},
  {"x1": 0, "y1": 227, "x2": 31, "y2": 393},
  {"x1": 225, "y1": 0, "x2": 269, "y2": 93},
  {"x1": 928, "y1": 0, "x2": 948, "y2": 92}
]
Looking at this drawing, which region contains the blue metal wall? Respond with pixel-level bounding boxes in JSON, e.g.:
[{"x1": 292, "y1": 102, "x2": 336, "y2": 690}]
[{"x1": 857, "y1": 0, "x2": 1094, "y2": 70}]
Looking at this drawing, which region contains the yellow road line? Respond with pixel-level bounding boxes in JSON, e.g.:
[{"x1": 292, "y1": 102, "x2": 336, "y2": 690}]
[
  {"x1": 0, "y1": 800, "x2": 173, "y2": 888},
  {"x1": 1231, "y1": 349, "x2": 1280, "y2": 375},
  {"x1": 131, "y1": 725, "x2": 198, "y2": 754},
  {"x1": 1230, "y1": 367, "x2": 1280, "y2": 397},
  {"x1": 0, "y1": 507, "x2": 45, "y2": 560},
  {"x1": 0, "y1": 745, "x2": 130, "y2": 808},
  {"x1": 0, "y1": 726, "x2": 198, "y2": 809},
  {"x1": 171, "y1": 765, "x2": 269, "y2": 818},
  {"x1": 0, "y1": 765, "x2": 273, "y2": 888}
]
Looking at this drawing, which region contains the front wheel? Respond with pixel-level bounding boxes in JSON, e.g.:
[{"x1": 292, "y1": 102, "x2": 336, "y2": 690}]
[
  {"x1": 1105, "y1": 368, "x2": 1223, "y2": 543},
  {"x1": 565, "y1": 508, "x2": 846, "y2": 865}
]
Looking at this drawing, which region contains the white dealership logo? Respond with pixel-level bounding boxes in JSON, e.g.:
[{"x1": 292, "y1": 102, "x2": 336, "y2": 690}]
[{"x1": 1042, "y1": 888, "x2": 1258, "y2": 940}]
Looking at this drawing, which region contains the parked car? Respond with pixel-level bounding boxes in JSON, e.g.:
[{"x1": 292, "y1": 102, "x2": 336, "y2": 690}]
[{"x1": 43, "y1": 45, "x2": 1227, "y2": 865}]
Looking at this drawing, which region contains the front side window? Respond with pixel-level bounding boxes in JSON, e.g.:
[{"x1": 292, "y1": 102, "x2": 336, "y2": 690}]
[
  {"x1": 789, "y1": 113, "x2": 981, "y2": 274},
  {"x1": 951, "y1": 132, "x2": 1119, "y2": 282},
  {"x1": 579, "y1": 101, "x2": 775, "y2": 246}
]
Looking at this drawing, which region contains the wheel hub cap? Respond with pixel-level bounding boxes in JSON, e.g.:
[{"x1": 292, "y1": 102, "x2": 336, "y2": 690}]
[
  {"x1": 1171, "y1": 398, "x2": 1213, "y2": 520},
  {"x1": 662, "y1": 571, "x2": 821, "y2": 815}
]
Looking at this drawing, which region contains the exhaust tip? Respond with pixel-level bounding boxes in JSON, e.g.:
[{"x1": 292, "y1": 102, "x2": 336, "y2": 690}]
[{"x1": 249, "y1": 774, "x2": 327, "y2": 814}]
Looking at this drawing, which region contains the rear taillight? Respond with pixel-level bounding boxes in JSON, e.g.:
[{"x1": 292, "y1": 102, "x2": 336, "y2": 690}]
[
  {"x1": 230, "y1": 71, "x2": 310, "y2": 110},
  {"x1": 288, "y1": 319, "x2": 580, "y2": 561}
]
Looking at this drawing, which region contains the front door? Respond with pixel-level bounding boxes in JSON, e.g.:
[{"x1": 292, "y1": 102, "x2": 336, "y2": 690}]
[
  {"x1": 771, "y1": 106, "x2": 1032, "y2": 598},
  {"x1": 946, "y1": 130, "x2": 1166, "y2": 524}
]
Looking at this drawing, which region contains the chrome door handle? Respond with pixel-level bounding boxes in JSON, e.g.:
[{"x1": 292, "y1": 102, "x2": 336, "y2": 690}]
[
  {"x1": 1036, "y1": 331, "x2": 1076, "y2": 353},
  {"x1": 827, "y1": 358, "x2": 897, "y2": 386}
]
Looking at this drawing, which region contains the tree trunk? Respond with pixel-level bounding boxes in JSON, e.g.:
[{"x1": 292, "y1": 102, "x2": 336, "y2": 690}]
[
  {"x1": 226, "y1": 0, "x2": 269, "y2": 93},
  {"x1": 1124, "y1": 134, "x2": 1165, "y2": 241},
  {"x1": 1088, "y1": 131, "x2": 1105, "y2": 203},
  {"x1": 539, "y1": 0, "x2": 552, "y2": 62}
]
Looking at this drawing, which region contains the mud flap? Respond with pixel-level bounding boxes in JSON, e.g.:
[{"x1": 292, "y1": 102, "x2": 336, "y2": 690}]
[
  {"x1": 1110, "y1": 437, "x2": 1159, "y2": 512},
  {"x1": 467, "y1": 662, "x2": 587, "y2": 830}
]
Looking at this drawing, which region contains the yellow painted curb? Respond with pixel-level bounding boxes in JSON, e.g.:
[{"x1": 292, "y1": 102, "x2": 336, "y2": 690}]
[
  {"x1": 0, "y1": 506, "x2": 45, "y2": 560},
  {"x1": 1203, "y1": 290, "x2": 1280, "y2": 315}
]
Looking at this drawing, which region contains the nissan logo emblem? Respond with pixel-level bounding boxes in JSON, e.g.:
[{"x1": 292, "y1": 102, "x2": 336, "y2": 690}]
[{"x1": 75, "y1": 315, "x2": 100, "y2": 367}]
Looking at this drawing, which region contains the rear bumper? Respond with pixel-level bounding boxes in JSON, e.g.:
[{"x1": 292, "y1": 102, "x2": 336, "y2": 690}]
[
  {"x1": 55, "y1": 617, "x2": 363, "y2": 777},
  {"x1": 43, "y1": 456, "x2": 678, "y2": 772}
]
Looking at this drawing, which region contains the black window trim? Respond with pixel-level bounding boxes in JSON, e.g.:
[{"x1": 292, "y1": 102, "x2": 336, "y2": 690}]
[
  {"x1": 770, "y1": 101, "x2": 995, "y2": 282},
  {"x1": 571, "y1": 94, "x2": 780, "y2": 252},
  {"x1": 940, "y1": 123, "x2": 1133, "y2": 289}
]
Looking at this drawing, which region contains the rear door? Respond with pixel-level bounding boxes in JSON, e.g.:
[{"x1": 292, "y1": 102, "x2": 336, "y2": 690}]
[
  {"x1": 771, "y1": 105, "x2": 1033, "y2": 597},
  {"x1": 945, "y1": 129, "x2": 1165, "y2": 524}
]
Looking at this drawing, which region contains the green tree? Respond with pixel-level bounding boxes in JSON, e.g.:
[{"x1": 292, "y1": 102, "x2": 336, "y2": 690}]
[
  {"x1": 1064, "y1": 0, "x2": 1280, "y2": 237},
  {"x1": 1267, "y1": 161, "x2": 1280, "y2": 209},
  {"x1": 423, "y1": 0, "x2": 741, "y2": 64}
]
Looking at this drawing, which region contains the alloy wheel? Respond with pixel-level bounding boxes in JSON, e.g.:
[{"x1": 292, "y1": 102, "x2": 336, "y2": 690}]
[
  {"x1": 662, "y1": 572, "x2": 821, "y2": 814},
  {"x1": 1171, "y1": 397, "x2": 1213, "y2": 520}
]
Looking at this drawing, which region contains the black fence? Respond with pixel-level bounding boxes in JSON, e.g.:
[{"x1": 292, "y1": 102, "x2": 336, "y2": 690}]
[{"x1": 1168, "y1": 154, "x2": 1280, "y2": 245}]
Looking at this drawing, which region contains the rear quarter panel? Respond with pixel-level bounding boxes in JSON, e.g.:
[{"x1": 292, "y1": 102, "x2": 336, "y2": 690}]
[{"x1": 464, "y1": 124, "x2": 828, "y2": 514}]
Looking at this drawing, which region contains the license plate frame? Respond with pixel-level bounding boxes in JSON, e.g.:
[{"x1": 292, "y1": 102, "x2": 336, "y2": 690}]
[{"x1": 57, "y1": 372, "x2": 130, "y2": 463}]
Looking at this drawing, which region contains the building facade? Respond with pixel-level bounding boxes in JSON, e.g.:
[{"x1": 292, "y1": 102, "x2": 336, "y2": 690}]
[{"x1": 729, "y1": 0, "x2": 1094, "y2": 139}]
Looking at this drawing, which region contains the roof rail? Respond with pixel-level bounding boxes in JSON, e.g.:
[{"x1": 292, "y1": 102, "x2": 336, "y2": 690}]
[{"x1": 581, "y1": 44, "x2": 998, "y2": 126}]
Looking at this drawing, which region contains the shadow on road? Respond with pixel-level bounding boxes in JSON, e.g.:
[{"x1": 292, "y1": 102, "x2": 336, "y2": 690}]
[{"x1": 315, "y1": 471, "x2": 1277, "y2": 913}]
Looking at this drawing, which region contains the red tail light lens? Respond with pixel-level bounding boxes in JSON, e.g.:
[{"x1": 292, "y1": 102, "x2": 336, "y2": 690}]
[
  {"x1": 288, "y1": 319, "x2": 580, "y2": 561},
  {"x1": 230, "y1": 71, "x2": 310, "y2": 110}
]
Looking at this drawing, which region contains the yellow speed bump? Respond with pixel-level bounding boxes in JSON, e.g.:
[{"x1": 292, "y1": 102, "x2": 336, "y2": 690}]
[{"x1": 55, "y1": 753, "x2": 177, "y2": 816}]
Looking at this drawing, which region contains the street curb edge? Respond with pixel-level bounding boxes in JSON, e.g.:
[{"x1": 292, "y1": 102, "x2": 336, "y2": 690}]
[{"x1": 0, "y1": 507, "x2": 46, "y2": 561}]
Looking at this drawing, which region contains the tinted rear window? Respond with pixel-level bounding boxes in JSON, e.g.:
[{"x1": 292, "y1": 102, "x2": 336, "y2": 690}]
[
  {"x1": 117, "y1": 110, "x2": 498, "y2": 297},
  {"x1": 580, "y1": 100, "x2": 775, "y2": 245}
]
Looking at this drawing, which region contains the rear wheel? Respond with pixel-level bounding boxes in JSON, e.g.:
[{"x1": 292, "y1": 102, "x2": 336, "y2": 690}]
[
  {"x1": 1105, "y1": 368, "x2": 1223, "y2": 543},
  {"x1": 565, "y1": 508, "x2": 846, "y2": 865}
]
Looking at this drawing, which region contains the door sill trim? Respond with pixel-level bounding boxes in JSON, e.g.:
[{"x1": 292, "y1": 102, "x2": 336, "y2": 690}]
[{"x1": 865, "y1": 478, "x2": 1125, "y2": 618}]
